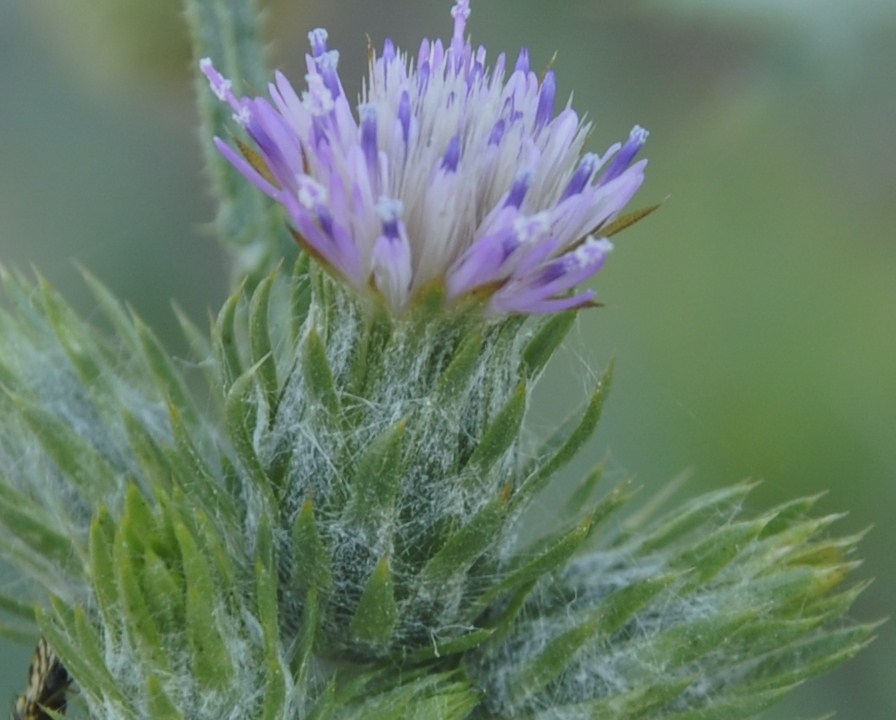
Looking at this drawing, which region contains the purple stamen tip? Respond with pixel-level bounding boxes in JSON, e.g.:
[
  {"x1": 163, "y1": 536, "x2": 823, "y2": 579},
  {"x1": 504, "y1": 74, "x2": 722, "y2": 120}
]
[
  {"x1": 561, "y1": 153, "x2": 599, "y2": 200},
  {"x1": 309, "y1": 28, "x2": 329, "y2": 57},
  {"x1": 601, "y1": 125, "x2": 649, "y2": 185},
  {"x1": 535, "y1": 71, "x2": 556, "y2": 129},
  {"x1": 451, "y1": 1, "x2": 472, "y2": 37},
  {"x1": 200, "y1": 58, "x2": 231, "y2": 102}
]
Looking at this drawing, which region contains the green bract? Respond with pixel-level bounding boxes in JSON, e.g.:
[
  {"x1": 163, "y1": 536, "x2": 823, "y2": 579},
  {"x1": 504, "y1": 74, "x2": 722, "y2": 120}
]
[{"x1": 0, "y1": 262, "x2": 874, "y2": 720}]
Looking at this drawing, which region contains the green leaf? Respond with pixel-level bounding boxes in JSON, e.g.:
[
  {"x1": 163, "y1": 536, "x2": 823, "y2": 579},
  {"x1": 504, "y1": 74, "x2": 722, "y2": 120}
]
[
  {"x1": 672, "y1": 516, "x2": 769, "y2": 590},
  {"x1": 599, "y1": 575, "x2": 681, "y2": 636},
  {"x1": 760, "y1": 492, "x2": 827, "y2": 537},
  {"x1": 647, "y1": 610, "x2": 757, "y2": 670},
  {"x1": 183, "y1": 504, "x2": 238, "y2": 599},
  {"x1": 0, "y1": 592, "x2": 36, "y2": 622},
  {"x1": 173, "y1": 302, "x2": 224, "y2": 412},
  {"x1": 39, "y1": 602, "x2": 128, "y2": 708},
  {"x1": 633, "y1": 482, "x2": 758, "y2": 554},
  {"x1": 744, "y1": 622, "x2": 879, "y2": 692},
  {"x1": 738, "y1": 567, "x2": 826, "y2": 613},
  {"x1": 345, "y1": 419, "x2": 406, "y2": 527},
  {"x1": 13, "y1": 395, "x2": 119, "y2": 501},
  {"x1": 294, "y1": 588, "x2": 321, "y2": 696},
  {"x1": 512, "y1": 573, "x2": 675, "y2": 699},
  {"x1": 485, "y1": 579, "x2": 539, "y2": 649},
  {"x1": 256, "y1": 546, "x2": 287, "y2": 720},
  {"x1": 663, "y1": 685, "x2": 797, "y2": 720},
  {"x1": 573, "y1": 678, "x2": 692, "y2": 719},
  {"x1": 214, "y1": 284, "x2": 246, "y2": 389},
  {"x1": 350, "y1": 556, "x2": 398, "y2": 646},
  {"x1": 122, "y1": 412, "x2": 175, "y2": 492},
  {"x1": 135, "y1": 314, "x2": 197, "y2": 422},
  {"x1": 38, "y1": 274, "x2": 105, "y2": 387},
  {"x1": 89, "y1": 508, "x2": 120, "y2": 635},
  {"x1": 0, "y1": 483, "x2": 80, "y2": 572},
  {"x1": 433, "y1": 331, "x2": 484, "y2": 403},
  {"x1": 808, "y1": 578, "x2": 872, "y2": 622},
  {"x1": 71, "y1": 606, "x2": 116, "y2": 702},
  {"x1": 473, "y1": 483, "x2": 634, "y2": 621},
  {"x1": 225, "y1": 358, "x2": 272, "y2": 493},
  {"x1": 172, "y1": 302, "x2": 213, "y2": 360},
  {"x1": 345, "y1": 303, "x2": 394, "y2": 398},
  {"x1": 405, "y1": 283, "x2": 448, "y2": 329},
  {"x1": 404, "y1": 627, "x2": 495, "y2": 664},
  {"x1": 78, "y1": 265, "x2": 142, "y2": 351},
  {"x1": 122, "y1": 484, "x2": 157, "y2": 551},
  {"x1": 291, "y1": 499, "x2": 334, "y2": 598},
  {"x1": 337, "y1": 673, "x2": 479, "y2": 720},
  {"x1": 517, "y1": 363, "x2": 613, "y2": 504},
  {"x1": 167, "y1": 403, "x2": 225, "y2": 513},
  {"x1": 521, "y1": 310, "x2": 577, "y2": 379},
  {"x1": 464, "y1": 381, "x2": 527, "y2": 476},
  {"x1": 140, "y1": 548, "x2": 184, "y2": 636},
  {"x1": 174, "y1": 520, "x2": 234, "y2": 691},
  {"x1": 290, "y1": 253, "x2": 313, "y2": 342},
  {"x1": 146, "y1": 674, "x2": 185, "y2": 720},
  {"x1": 417, "y1": 487, "x2": 512, "y2": 593},
  {"x1": 249, "y1": 268, "x2": 280, "y2": 412},
  {"x1": 307, "y1": 678, "x2": 338, "y2": 720},
  {"x1": 115, "y1": 501, "x2": 171, "y2": 673},
  {"x1": 784, "y1": 528, "x2": 867, "y2": 570},
  {"x1": 561, "y1": 461, "x2": 607, "y2": 520},
  {"x1": 303, "y1": 328, "x2": 341, "y2": 416}
]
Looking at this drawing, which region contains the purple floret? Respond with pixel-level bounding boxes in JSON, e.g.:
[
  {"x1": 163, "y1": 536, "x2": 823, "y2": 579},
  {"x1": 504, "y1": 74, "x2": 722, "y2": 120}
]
[{"x1": 201, "y1": 0, "x2": 647, "y2": 315}]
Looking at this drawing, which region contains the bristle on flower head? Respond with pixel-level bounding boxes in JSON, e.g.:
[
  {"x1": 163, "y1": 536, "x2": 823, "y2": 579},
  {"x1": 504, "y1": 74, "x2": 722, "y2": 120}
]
[{"x1": 201, "y1": 1, "x2": 647, "y2": 315}]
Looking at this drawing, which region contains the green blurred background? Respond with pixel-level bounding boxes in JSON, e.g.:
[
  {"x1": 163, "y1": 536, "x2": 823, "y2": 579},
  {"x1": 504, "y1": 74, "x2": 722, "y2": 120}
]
[{"x1": 1, "y1": 0, "x2": 893, "y2": 717}]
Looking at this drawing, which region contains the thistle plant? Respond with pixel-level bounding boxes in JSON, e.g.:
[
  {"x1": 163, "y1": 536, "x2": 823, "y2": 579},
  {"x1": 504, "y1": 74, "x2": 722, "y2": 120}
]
[{"x1": 0, "y1": 2, "x2": 874, "y2": 719}]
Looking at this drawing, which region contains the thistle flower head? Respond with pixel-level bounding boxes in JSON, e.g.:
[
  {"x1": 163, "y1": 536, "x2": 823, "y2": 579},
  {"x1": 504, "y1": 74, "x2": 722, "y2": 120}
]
[{"x1": 201, "y1": 0, "x2": 647, "y2": 315}]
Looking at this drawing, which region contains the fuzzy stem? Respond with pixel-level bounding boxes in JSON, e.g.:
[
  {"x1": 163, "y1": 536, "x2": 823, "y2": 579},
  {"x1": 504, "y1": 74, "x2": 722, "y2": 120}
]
[{"x1": 183, "y1": 0, "x2": 294, "y2": 286}]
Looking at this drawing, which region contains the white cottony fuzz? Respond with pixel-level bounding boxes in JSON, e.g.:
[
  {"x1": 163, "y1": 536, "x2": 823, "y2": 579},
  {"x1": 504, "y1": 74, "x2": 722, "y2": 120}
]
[
  {"x1": 200, "y1": 57, "x2": 233, "y2": 102},
  {"x1": 317, "y1": 49, "x2": 340, "y2": 71},
  {"x1": 575, "y1": 237, "x2": 613, "y2": 266},
  {"x1": 233, "y1": 106, "x2": 250, "y2": 127},
  {"x1": 303, "y1": 73, "x2": 336, "y2": 115},
  {"x1": 359, "y1": 103, "x2": 377, "y2": 123},
  {"x1": 376, "y1": 197, "x2": 404, "y2": 224},
  {"x1": 514, "y1": 212, "x2": 551, "y2": 244},
  {"x1": 297, "y1": 177, "x2": 327, "y2": 208},
  {"x1": 631, "y1": 124, "x2": 649, "y2": 143},
  {"x1": 452, "y1": 0, "x2": 471, "y2": 22},
  {"x1": 309, "y1": 27, "x2": 328, "y2": 48}
]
